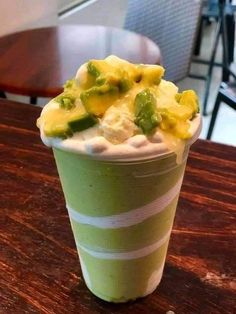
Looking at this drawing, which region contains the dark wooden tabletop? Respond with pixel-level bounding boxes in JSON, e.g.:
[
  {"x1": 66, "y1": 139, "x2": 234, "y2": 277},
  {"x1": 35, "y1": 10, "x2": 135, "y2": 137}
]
[
  {"x1": 0, "y1": 25, "x2": 161, "y2": 98},
  {"x1": 0, "y1": 98, "x2": 236, "y2": 314}
]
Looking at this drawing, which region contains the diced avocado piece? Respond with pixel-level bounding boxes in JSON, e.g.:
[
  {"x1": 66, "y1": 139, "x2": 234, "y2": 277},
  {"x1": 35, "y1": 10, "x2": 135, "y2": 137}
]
[
  {"x1": 134, "y1": 89, "x2": 161, "y2": 134},
  {"x1": 87, "y1": 61, "x2": 119, "y2": 88},
  {"x1": 80, "y1": 84, "x2": 119, "y2": 116},
  {"x1": 68, "y1": 113, "x2": 98, "y2": 132},
  {"x1": 63, "y1": 79, "x2": 75, "y2": 90},
  {"x1": 175, "y1": 93, "x2": 182, "y2": 102},
  {"x1": 140, "y1": 65, "x2": 164, "y2": 85},
  {"x1": 87, "y1": 60, "x2": 115, "y2": 78},
  {"x1": 87, "y1": 59, "x2": 133, "y2": 92},
  {"x1": 95, "y1": 76, "x2": 106, "y2": 86},
  {"x1": 118, "y1": 77, "x2": 133, "y2": 92},
  {"x1": 43, "y1": 119, "x2": 72, "y2": 139},
  {"x1": 158, "y1": 109, "x2": 191, "y2": 139},
  {"x1": 81, "y1": 60, "x2": 120, "y2": 90},
  {"x1": 87, "y1": 61, "x2": 101, "y2": 78},
  {"x1": 105, "y1": 55, "x2": 141, "y2": 82},
  {"x1": 97, "y1": 72, "x2": 121, "y2": 86},
  {"x1": 176, "y1": 90, "x2": 199, "y2": 115},
  {"x1": 55, "y1": 94, "x2": 76, "y2": 110},
  {"x1": 175, "y1": 121, "x2": 191, "y2": 139},
  {"x1": 61, "y1": 97, "x2": 75, "y2": 110},
  {"x1": 77, "y1": 64, "x2": 97, "y2": 89},
  {"x1": 166, "y1": 105, "x2": 193, "y2": 121},
  {"x1": 159, "y1": 110, "x2": 177, "y2": 130},
  {"x1": 41, "y1": 103, "x2": 87, "y2": 138}
]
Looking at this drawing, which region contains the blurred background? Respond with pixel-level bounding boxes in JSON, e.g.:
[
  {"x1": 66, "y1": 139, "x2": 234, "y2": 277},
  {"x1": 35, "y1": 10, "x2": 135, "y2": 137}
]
[{"x1": 0, "y1": 0, "x2": 235, "y2": 146}]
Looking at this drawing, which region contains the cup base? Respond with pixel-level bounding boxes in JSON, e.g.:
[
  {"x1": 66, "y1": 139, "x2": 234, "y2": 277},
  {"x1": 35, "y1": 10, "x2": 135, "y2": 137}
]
[
  {"x1": 87, "y1": 282, "x2": 161, "y2": 303},
  {"x1": 84, "y1": 268, "x2": 164, "y2": 303}
]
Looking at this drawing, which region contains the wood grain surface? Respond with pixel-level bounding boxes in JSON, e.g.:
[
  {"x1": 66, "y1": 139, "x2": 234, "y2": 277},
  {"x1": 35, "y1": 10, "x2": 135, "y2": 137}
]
[
  {"x1": 0, "y1": 25, "x2": 161, "y2": 98},
  {"x1": 0, "y1": 99, "x2": 236, "y2": 314}
]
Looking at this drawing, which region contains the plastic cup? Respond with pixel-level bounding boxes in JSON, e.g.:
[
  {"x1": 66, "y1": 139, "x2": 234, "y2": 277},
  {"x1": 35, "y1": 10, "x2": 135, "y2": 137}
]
[{"x1": 52, "y1": 144, "x2": 191, "y2": 303}]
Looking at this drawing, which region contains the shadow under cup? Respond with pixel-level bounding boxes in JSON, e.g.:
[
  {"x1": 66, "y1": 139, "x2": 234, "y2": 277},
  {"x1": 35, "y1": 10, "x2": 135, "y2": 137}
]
[{"x1": 53, "y1": 147, "x2": 189, "y2": 302}]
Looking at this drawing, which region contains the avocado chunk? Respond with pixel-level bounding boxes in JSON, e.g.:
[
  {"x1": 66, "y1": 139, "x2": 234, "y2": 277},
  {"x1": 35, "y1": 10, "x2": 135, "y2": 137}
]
[
  {"x1": 160, "y1": 114, "x2": 190, "y2": 139},
  {"x1": 87, "y1": 61, "x2": 101, "y2": 78},
  {"x1": 118, "y1": 77, "x2": 133, "y2": 92},
  {"x1": 43, "y1": 118, "x2": 72, "y2": 139},
  {"x1": 87, "y1": 60, "x2": 115, "y2": 78},
  {"x1": 85, "y1": 59, "x2": 134, "y2": 93},
  {"x1": 157, "y1": 106, "x2": 193, "y2": 140},
  {"x1": 134, "y1": 89, "x2": 161, "y2": 134},
  {"x1": 80, "y1": 84, "x2": 119, "y2": 116},
  {"x1": 175, "y1": 90, "x2": 199, "y2": 116},
  {"x1": 44, "y1": 123, "x2": 72, "y2": 138},
  {"x1": 80, "y1": 60, "x2": 117, "y2": 90},
  {"x1": 140, "y1": 65, "x2": 164, "y2": 85},
  {"x1": 68, "y1": 113, "x2": 98, "y2": 132},
  {"x1": 63, "y1": 79, "x2": 76, "y2": 90},
  {"x1": 164, "y1": 105, "x2": 194, "y2": 121},
  {"x1": 175, "y1": 93, "x2": 182, "y2": 103},
  {"x1": 41, "y1": 102, "x2": 90, "y2": 138},
  {"x1": 55, "y1": 94, "x2": 76, "y2": 110},
  {"x1": 87, "y1": 60, "x2": 120, "y2": 86},
  {"x1": 105, "y1": 55, "x2": 142, "y2": 82},
  {"x1": 156, "y1": 99, "x2": 194, "y2": 138},
  {"x1": 155, "y1": 89, "x2": 199, "y2": 139}
]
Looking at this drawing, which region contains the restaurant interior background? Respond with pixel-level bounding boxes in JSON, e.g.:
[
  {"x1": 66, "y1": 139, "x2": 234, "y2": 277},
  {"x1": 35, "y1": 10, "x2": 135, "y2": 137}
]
[{"x1": 0, "y1": 0, "x2": 235, "y2": 146}]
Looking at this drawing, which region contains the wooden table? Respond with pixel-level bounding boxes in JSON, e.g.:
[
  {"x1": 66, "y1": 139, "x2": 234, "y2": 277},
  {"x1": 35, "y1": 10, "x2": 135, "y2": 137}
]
[
  {"x1": 1, "y1": 99, "x2": 236, "y2": 314},
  {"x1": 0, "y1": 25, "x2": 161, "y2": 102}
]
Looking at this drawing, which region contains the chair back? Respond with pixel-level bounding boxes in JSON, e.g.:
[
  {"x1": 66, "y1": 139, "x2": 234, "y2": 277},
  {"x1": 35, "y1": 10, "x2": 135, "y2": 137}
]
[{"x1": 124, "y1": 0, "x2": 203, "y2": 81}]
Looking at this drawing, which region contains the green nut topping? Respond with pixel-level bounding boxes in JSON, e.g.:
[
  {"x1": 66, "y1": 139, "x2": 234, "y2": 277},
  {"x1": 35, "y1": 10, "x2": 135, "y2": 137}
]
[{"x1": 134, "y1": 89, "x2": 161, "y2": 134}]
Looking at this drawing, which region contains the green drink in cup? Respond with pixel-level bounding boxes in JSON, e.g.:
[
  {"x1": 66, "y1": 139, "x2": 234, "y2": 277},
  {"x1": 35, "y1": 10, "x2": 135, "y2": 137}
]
[{"x1": 37, "y1": 56, "x2": 201, "y2": 302}]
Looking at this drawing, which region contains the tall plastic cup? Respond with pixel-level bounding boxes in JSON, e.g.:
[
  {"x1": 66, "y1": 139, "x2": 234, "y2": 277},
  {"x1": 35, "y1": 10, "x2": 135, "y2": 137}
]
[{"x1": 52, "y1": 143, "x2": 191, "y2": 303}]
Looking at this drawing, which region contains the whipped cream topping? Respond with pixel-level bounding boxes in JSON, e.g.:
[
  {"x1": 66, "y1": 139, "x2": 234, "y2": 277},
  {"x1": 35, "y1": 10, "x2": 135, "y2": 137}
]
[{"x1": 40, "y1": 112, "x2": 201, "y2": 161}]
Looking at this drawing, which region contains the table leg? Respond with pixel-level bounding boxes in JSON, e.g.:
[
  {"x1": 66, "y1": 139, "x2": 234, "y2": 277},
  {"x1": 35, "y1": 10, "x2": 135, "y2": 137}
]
[
  {"x1": 206, "y1": 94, "x2": 221, "y2": 140},
  {"x1": 0, "y1": 91, "x2": 6, "y2": 98},
  {"x1": 30, "y1": 97, "x2": 37, "y2": 105},
  {"x1": 202, "y1": 19, "x2": 221, "y2": 116}
]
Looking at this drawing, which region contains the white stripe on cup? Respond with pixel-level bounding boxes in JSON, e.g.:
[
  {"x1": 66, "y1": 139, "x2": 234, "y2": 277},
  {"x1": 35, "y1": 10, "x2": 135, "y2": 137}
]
[
  {"x1": 67, "y1": 176, "x2": 183, "y2": 229},
  {"x1": 76, "y1": 229, "x2": 171, "y2": 260}
]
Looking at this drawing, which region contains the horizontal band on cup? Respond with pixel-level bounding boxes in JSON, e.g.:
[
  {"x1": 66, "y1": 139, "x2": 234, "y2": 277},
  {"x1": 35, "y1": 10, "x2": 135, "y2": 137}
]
[
  {"x1": 67, "y1": 176, "x2": 183, "y2": 229},
  {"x1": 76, "y1": 229, "x2": 171, "y2": 260}
]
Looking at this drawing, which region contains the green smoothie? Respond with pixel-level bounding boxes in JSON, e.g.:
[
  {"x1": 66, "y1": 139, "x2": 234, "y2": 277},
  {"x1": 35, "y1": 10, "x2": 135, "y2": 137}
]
[
  {"x1": 37, "y1": 55, "x2": 201, "y2": 302},
  {"x1": 53, "y1": 147, "x2": 188, "y2": 302}
]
